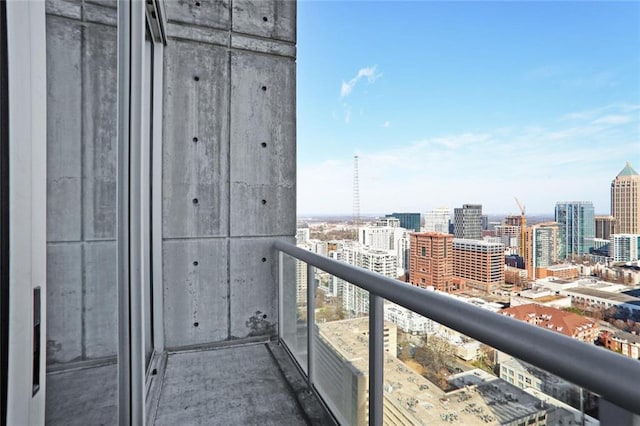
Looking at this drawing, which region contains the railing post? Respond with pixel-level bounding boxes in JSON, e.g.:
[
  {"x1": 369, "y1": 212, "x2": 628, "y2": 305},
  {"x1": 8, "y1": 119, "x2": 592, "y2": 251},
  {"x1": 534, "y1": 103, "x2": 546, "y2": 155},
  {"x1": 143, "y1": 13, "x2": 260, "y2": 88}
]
[
  {"x1": 307, "y1": 264, "x2": 315, "y2": 389},
  {"x1": 369, "y1": 294, "x2": 383, "y2": 426}
]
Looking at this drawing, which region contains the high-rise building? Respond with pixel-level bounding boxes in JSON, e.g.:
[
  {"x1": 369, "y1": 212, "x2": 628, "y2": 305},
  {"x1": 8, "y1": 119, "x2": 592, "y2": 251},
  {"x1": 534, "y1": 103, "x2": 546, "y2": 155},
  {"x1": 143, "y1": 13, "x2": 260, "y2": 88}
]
[
  {"x1": 423, "y1": 207, "x2": 451, "y2": 233},
  {"x1": 555, "y1": 201, "x2": 595, "y2": 259},
  {"x1": 358, "y1": 221, "x2": 409, "y2": 275},
  {"x1": 408, "y1": 232, "x2": 454, "y2": 292},
  {"x1": 505, "y1": 215, "x2": 523, "y2": 227},
  {"x1": 524, "y1": 222, "x2": 560, "y2": 280},
  {"x1": 609, "y1": 234, "x2": 640, "y2": 262},
  {"x1": 595, "y1": 215, "x2": 616, "y2": 240},
  {"x1": 295, "y1": 257, "x2": 308, "y2": 305},
  {"x1": 611, "y1": 162, "x2": 640, "y2": 234},
  {"x1": 375, "y1": 217, "x2": 400, "y2": 227},
  {"x1": 453, "y1": 204, "x2": 483, "y2": 240},
  {"x1": 495, "y1": 225, "x2": 520, "y2": 255},
  {"x1": 385, "y1": 212, "x2": 420, "y2": 232},
  {"x1": 453, "y1": 238, "x2": 505, "y2": 293},
  {"x1": 337, "y1": 245, "x2": 398, "y2": 315}
]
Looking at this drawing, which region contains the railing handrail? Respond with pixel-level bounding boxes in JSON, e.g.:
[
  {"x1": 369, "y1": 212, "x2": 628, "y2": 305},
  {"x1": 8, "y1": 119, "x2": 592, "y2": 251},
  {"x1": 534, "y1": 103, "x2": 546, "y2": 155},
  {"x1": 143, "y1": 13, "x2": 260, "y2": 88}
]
[{"x1": 275, "y1": 240, "x2": 640, "y2": 415}]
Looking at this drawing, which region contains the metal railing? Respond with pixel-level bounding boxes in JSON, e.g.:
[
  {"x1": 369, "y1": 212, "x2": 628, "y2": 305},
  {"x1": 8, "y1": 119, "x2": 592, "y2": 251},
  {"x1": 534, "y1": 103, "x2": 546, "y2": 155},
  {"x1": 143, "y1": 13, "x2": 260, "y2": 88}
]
[{"x1": 275, "y1": 240, "x2": 640, "y2": 425}]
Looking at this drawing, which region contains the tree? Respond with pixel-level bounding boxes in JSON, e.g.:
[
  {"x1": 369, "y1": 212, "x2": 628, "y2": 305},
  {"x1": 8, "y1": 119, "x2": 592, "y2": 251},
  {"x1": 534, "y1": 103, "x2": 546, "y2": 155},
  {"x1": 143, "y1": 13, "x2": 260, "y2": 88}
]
[{"x1": 414, "y1": 335, "x2": 456, "y2": 390}]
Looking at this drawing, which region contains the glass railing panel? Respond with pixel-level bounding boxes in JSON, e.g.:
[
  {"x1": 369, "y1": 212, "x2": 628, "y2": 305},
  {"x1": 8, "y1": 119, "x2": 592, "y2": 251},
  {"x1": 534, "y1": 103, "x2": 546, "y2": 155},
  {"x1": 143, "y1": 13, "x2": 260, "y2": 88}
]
[
  {"x1": 313, "y1": 276, "x2": 370, "y2": 426},
  {"x1": 280, "y1": 252, "x2": 308, "y2": 373},
  {"x1": 381, "y1": 300, "x2": 600, "y2": 425}
]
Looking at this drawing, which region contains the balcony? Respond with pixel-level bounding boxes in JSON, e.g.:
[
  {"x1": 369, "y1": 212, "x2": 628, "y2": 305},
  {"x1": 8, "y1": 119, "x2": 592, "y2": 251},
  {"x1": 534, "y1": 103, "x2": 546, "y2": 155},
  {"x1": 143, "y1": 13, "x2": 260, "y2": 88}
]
[
  {"x1": 3, "y1": 1, "x2": 640, "y2": 425},
  {"x1": 42, "y1": 239, "x2": 640, "y2": 425}
]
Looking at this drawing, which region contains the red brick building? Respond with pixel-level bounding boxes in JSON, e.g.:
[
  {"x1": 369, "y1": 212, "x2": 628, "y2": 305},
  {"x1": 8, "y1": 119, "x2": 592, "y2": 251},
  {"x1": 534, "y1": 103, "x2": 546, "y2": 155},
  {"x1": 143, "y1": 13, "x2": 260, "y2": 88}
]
[
  {"x1": 409, "y1": 232, "x2": 455, "y2": 292},
  {"x1": 599, "y1": 330, "x2": 640, "y2": 360},
  {"x1": 500, "y1": 303, "x2": 599, "y2": 343}
]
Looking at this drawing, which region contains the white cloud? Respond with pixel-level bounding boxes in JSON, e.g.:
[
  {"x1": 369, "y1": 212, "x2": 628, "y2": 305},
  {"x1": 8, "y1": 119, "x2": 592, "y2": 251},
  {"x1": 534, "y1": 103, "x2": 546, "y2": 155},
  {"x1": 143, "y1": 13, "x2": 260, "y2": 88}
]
[
  {"x1": 593, "y1": 115, "x2": 632, "y2": 125},
  {"x1": 561, "y1": 103, "x2": 640, "y2": 122},
  {"x1": 298, "y1": 107, "x2": 640, "y2": 215},
  {"x1": 382, "y1": 121, "x2": 390, "y2": 128},
  {"x1": 340, "y1": 66, "x2": 382, "y2": 98}
]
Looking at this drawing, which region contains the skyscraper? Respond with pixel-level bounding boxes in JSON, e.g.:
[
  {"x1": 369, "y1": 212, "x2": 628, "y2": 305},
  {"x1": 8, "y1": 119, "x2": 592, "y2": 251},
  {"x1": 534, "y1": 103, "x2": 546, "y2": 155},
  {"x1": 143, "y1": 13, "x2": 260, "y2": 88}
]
[
  {"x1": 386, "y1": 212, "x2": 420, "y2": 232},
  {"x1": 524, "y1": 222, "x2": 560, "y2": 280},
  {"x1": 454, "y1": 204, "x2": 483, "y2": 240},
  {"x1": 423, "y1": 207, "x2": 451, "y2": 233},
  {"x1": 555, "y1": 201, "x2": 595, "y2": 259},
  {"x1": 409, "y1": 232, "x2": 454, "y2": 292},
  {"x1": 611, "y1": 162, "x2": 640, "y2": 234}
]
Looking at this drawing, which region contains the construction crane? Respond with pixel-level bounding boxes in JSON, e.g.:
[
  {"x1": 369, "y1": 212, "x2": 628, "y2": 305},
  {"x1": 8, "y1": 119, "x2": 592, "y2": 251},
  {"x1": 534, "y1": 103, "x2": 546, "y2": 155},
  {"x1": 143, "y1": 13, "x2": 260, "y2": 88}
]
[{"x1": 514, "y1": 197, "x2": 526, "y2": 259}]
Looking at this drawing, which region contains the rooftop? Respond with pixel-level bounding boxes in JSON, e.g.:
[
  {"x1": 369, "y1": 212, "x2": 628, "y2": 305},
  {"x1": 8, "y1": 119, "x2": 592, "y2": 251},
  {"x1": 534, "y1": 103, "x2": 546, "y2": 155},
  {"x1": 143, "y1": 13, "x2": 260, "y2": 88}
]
[
  {"x1": 318, "y1": 318, "x2": 553, "y2": 425},
  {"x1": 564, "y1": 287, "x2": 640, "y2": 305},
  {"x1": 500, "y1": 304, "x2": 597, "y2": 338},
  {"x1": 616, "y1": 161, "x2": 639, "y2": 178}
]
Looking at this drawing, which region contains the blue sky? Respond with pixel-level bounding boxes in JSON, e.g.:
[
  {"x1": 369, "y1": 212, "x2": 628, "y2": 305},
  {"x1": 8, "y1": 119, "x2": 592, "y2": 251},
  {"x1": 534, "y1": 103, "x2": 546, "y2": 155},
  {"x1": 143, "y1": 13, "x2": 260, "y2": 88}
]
[{"x1": 296, "y1": 1, "x2": 640, "y2": 216}]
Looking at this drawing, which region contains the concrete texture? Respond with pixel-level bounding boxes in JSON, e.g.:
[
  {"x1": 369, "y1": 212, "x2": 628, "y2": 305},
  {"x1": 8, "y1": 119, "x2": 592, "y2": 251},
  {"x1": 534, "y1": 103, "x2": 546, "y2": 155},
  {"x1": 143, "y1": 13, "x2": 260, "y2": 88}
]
[
  {"x1": 45, "y1": 343, "x2": 333, "y2": 426},
  {"x1": 83, "y1": 241, "x2": 117, "y2": 358},
  {"x1": 83, "y1": 2, "x2": 117, "y2": 26},
  {"x1": 232, "y1": 0, "x2": 296, "y2": 42},
  {"x1": 230, "y1": 52, "x2": 295, "y2": 237},
  {"x1": 152, "y1": 344, "x2": 308, "y2": 426},
  {"x1": 45, "y1": 362, "x2": 117, "y2": 426},
  {"x1": 46, "y1": 244, "x2": 83, "y2": 363},
  {"x1": 82, "y1": 22, "x2": 117, "y2": 241},
  {"x1": 163, "y1": 239, "x2": 229, "y2": 348},
  {"x1": 162, "y1": 0, "x2": 296, "y2": 348},
  {"x1": 162, "y1": 40, "x2": 230, "y2": 239},
  {"x1": 46, "y1": 6, "x2": 119, "y2": 367},
  {"x1": 46, "y1": 15, "x2": 82, "y2": 242},
  {"x1": 165, "y1": 0, "x2": 231, "y2": 30},
  {"x1": 46, "y1": 0, "x2": 296, "y2": 385},
  {"x1": 229, "y1": 238, "x2": 283, "y2": 338}
]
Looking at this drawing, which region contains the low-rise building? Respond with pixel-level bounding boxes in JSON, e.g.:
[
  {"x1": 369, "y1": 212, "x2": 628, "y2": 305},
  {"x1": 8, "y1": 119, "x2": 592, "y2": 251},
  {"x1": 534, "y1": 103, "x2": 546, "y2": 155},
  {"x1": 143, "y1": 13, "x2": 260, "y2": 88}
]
[
  {"x1": 560, "y1": 287, "x2": 640, "y2": 316},
  {"x1": 599, "y1": 330, "x2": 640, "y2": 360},
  {"x1": 384, "y1": 302, "x2": 439, "y2": 335},
  {"x1": 510, "y1": 289, "x2": 572, "y2": 309},
  {"x1": 496, "y1": 353, "x2": 597, "y2": 412},
  {"x1": 544, "y1": 264, "x2": 579, "y2": 280},
  {"x1": 500, "y1": 304, "x2": 599, "y2": 343}
]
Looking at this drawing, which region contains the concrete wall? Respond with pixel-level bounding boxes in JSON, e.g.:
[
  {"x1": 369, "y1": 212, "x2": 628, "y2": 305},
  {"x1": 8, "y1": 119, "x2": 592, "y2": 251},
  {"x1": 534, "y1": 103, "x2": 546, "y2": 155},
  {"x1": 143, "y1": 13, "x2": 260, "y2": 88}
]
[
  {"x1": 45, "y1": 0, "x2": 296, "y2": 361},
  {"x1": 162, "y1": 0, "x2": 296, "y2": 347},
  {"x1": 46, "y1": 1, "x2": 118, "y2": 364}
]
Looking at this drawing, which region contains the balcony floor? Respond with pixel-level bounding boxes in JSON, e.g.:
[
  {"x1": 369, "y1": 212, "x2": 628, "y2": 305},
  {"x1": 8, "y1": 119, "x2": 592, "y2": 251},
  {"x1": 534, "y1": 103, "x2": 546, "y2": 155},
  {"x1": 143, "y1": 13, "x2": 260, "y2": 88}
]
[{"x1": 46, "y1": 341, "x2": 332, "y2": 426}]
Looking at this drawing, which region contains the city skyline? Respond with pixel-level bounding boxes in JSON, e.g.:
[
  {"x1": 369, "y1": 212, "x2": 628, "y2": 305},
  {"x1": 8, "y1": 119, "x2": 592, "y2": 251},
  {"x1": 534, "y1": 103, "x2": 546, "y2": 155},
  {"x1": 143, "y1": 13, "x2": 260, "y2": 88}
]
[{"x1": 297, "y1": 1, "x2": 640, "y2": 215}]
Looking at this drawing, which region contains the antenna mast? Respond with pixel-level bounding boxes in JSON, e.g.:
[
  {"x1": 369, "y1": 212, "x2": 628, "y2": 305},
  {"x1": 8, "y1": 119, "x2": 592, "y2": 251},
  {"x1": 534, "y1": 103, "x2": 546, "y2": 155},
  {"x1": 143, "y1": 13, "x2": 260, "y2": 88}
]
[{"x1": 353, "y1": 155, "x2": 360, "y2": 230}]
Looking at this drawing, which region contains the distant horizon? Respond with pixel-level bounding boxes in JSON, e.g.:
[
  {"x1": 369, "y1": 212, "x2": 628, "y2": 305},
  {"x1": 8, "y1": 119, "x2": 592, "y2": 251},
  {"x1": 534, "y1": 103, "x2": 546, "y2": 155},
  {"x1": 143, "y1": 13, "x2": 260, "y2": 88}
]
[{"x1": 296, "y1": 211, "x2": 614, "y2": 219}]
